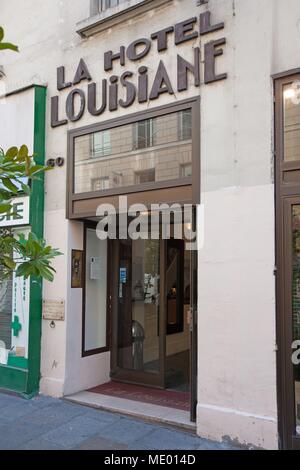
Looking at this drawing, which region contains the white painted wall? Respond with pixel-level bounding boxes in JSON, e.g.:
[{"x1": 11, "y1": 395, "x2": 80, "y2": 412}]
[
  {"x1": 0, "y1": 87, "x2": 34, "y2": 153},
  {"x1": 196, "y1": 0, "x2": 277, "y2": 449},
  {"x1": 3, "y1": 0, "x2": 300, "y2": 448}
]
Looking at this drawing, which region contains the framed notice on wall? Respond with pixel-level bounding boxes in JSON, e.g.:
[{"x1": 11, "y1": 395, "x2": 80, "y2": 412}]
[{"x1": 71, "y1": 250, "x2": 83, "y2": 288}]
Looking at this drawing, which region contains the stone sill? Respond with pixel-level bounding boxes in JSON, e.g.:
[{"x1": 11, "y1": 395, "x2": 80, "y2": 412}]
[{"x1": 76, "y1": 0, "x2": 173, "y2": 38}]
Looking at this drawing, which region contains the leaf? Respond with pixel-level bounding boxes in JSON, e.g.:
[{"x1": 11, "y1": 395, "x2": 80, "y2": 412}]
[
  {"x1": 2, "y1": 177, "x2": 19, "y2": 192},
  {"x1": 27, "y1": 165, "x2": 46, "y2": 175},
  {"x1": 5, "y1": 147, "x2": 18, "y2": 160},
  {"x1": 0, "y1": 42, "x2": 19, "y2": 52},
  {"x1": 15, "y1": 262, "x2": 31, "y2": 279},
  {"x1": 37, "y1": 265, "x2": 55, "y2": 282},
  {"x1": 0, "y1": 189, "x2": 13, "y2": 201},
  {"x1": 0, "y1": 204, "x2": 12, "y2": 214},
  {"x1": 0, "y1": 27, "x2": 4, "y2": 42},
  {"x1": 18, "y1": 145, "x2": 29, "y2": 160},
  {"x1": 20, "y1": 182, "x2": 31, "y2": 195},
  {"x1": 1, "y1": 256, "x2": 15, "y2": 270}
]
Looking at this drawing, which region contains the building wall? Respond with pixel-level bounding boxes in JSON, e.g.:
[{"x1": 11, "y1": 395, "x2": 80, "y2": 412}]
[
  {"x1": 3, "y1": 0, "x2": 300, "y2": 448},
  {"x1": 1, "y1": 0, "x2": 207, "y2": 398},
  {"x1": 195, "y1": 0, "x2": 300, "y2": 449},
  {"x1": 197, "y1": 0, "x2": 277, "y2": 449}
]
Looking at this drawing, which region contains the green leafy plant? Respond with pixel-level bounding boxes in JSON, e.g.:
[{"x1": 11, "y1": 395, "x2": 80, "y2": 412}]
[
  {"x1": 0, "y1": 29, "x2": 61, "y2": 282},
  {"x1": 0, "y1": 27, "x2": 18, "y2": 52}
]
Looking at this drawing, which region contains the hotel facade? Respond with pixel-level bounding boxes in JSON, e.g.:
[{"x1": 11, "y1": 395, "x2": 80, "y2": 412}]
[{"x1": 1, "y1": 0, "x2": 300, "y2": 450}]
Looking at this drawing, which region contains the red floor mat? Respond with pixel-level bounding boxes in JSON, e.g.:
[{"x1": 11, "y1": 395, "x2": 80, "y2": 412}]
[{"x1": 88, "y1": 381, "x2": 190, "y2": 411}]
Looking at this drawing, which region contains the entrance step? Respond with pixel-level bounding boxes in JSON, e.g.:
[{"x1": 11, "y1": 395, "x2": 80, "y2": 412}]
[
  {"x1": 65, "y1": 391, "x2": 196, "y2": 432},
  {"x1": 88, "y1": 381, "x2": 190, "y2": 411}
]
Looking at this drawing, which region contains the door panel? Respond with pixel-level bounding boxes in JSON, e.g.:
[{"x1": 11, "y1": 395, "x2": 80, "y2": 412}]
[
  {"x1": 275, "y1": 73, "x2": 300, "y2": 449},
  {"x1": 280, "y1": 197, "x2": 300, "y2": 449},
  {"x1": 111, "y1": 236, "x2": 165, "y2": 388},
  {"x1": 109, "y1": 213, "x2": 197, "y2": 418},
  {"x1": 283, "y1": 200, "x2": 300, "y2": 447}
]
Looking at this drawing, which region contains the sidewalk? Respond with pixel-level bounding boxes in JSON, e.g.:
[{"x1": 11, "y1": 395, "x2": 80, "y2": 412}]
[{"x1": 0, "y1": 391, "x2": 236, "y2": 450}]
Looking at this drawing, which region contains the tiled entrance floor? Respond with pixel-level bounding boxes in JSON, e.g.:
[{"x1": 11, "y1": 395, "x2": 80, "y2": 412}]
[{"x1": 88, "y1": 381, "x2": 190, "y2": 411}]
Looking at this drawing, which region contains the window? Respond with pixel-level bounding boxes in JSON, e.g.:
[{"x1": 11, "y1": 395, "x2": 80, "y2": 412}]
[
  {"x1": 180, "y1": 164, "x2": 192, "y2": 178},
  {"x1": 135, "y1": 169, "x2": 155, "y2": 184},
  {"x1": 0, "y1": 228, "x2": 30, "y2": 368},
  {"x1": 133, "y1": 119, "x2": 155, "y2": 150},
  {"x1": 0, "y1": 273, "x2": 13, "y2": 351},
  {"x1": 91, "y1": 176, "x2": 110, "y2": 191},
  {"x1": 91, "y1": 0, "x2": 127, "y2": 15},
  {"x1": 91, "y1": 130, "x2": 111, "y2": 158},
  {"x1": 102, "y1": 0, "x2": 126, "y2": 10},
  {"x1": 178, "y1": 110, "x2": 192, "y2": 141},
  {"x1": 284, "y1": 83, "x2": 300, "y2": 162},
  {"x1": 73, "y1": 108, "x2": 193, "y2": 195},
  {"x1": 83, "y1": 227, "x2": 108, "y2": 355}
]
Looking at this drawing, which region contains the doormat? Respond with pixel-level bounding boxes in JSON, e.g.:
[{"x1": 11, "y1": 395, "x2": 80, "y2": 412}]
[{"x1": 88, "y1": 381, "x2": 190, "y2": 411}]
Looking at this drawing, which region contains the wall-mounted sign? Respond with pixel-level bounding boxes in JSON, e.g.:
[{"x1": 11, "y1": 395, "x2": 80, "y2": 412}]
[
  {"x1": 120, "y1": 267, "x2": 127, "y2": 284},
  {"x1": 0, "y1": 196, "x2": 30, "y2": 227},
  {"x1": 51, "y1": 11, "x2": 227, "y2": 127},
  {"x1": 90, "y1": 257, "x2": 102, "y2": 281},
  {"x1": 71, "y1": 249, "x2": 83, "y2": 288},
  {"x1": 42, "y1": 300, "x2": 65, "y2": 321}
]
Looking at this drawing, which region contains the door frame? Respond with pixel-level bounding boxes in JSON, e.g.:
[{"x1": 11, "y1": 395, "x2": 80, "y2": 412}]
[
  {"x1": 274, "y1": 70, "x2": 300, "y2": 449},
  {"x1": 108, "y1": 209, "x2": 198, "y2": 419},
  {"x1": 276, "y1": 196, "x2": 300, "y2": 450},
  {"x1": 190, "y1": 206, "x2": 198, "y2": 422}
]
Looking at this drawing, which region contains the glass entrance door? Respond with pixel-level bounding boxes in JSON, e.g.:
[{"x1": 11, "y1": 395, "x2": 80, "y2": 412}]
[
  {"x1": 281, "y1": 199, "x2": 300, "y2": 449},
  {"x1": 110, "y1": 236, "x2": 165, "y2": 387},
  {"x1": 110, "y1": 214, "x2": 197, "y2": 409},
  {"x1": 292, "y1": 205, "x2": 300, "y2": 440}
]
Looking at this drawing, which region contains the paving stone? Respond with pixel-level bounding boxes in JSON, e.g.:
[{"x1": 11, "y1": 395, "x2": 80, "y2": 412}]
[
  {"x1": 75, "y1": 435, "x2": 128, "y2": 450},
  {"x1": 132, "y1": 427, "x2": 205, "y2": 450},
  {"x1": 30, "y1": 395, "x2": 58, "y2": 408},
  {"x1": 0, "y1": 421, "x2": 53, "y2": 450},
  {"x1": 0, "y1": 392, "x2": 237, "y2": 451},
  {"x1": 93, "y1": 416, "x2": 157, "y2": 445},
  {"x1": 17, "y1": 401, "x2": 86, "y2": 428},
  {"x1": 0, "y1": 401, "x2": 40, "y2": 422},
  {"x1": 20, "y1": 438, "x2": 66, "y2": 450},
  {"x1": 0, "y1": 415, "x2": 13, "y2": 427},
  {"x1": 0, "y1": 393, "x2": 24, "y2": 405},
  {"x1": 80, "y1": 407, "x2": 122, "y2": 425},
  {"x1": 42, "y1": 415, "x2": 115, "y2": 448}
]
